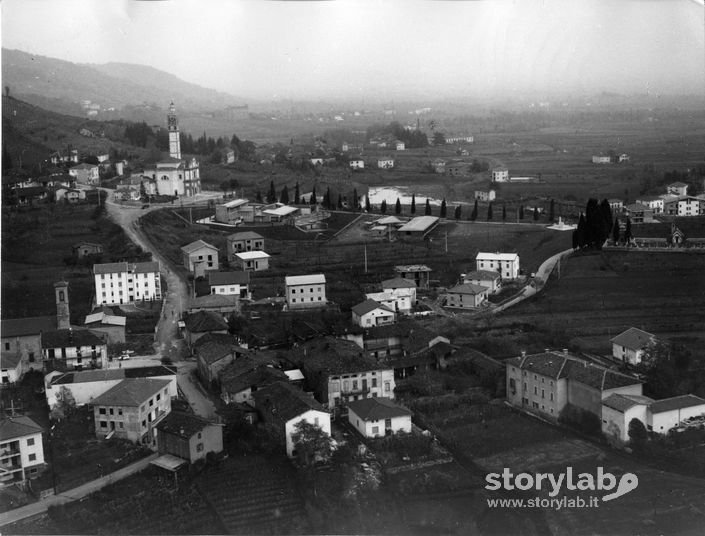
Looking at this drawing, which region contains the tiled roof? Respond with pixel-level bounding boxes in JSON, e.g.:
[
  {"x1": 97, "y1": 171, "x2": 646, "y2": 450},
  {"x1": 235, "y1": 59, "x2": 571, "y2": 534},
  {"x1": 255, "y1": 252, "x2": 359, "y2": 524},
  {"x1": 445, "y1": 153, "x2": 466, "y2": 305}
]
[
  {"x1": 254, "y1": 382, "x2": 324, "y2": 423},
  {"x1": 447, "y1": 283, "x2": 488, "y2": 295},
  {"x1": 394, "y1": 265, "x2": 431, "y2": 273},
  {"x1": 227, "y1": 231, "x2": 263, "y2": 241},
  {"x1": 220, "y1": 365, "x2": 288, "y2": 395},
  {"x1": 464, "y1": 270, "x2": 501, "y2": 281},
  {"x1": 192, "y1": 332, "x2": 238, "y2": 351},
  {"x1": 508, "y1": 352, "x2": 570, "y2": 380},
  {"x1": 650, "y1": 394, "x2": 705, "y2": 414},
  {"x1": 1, "y1": 352, "x2": 22, "y2": 369},
  {"x1": 397, "y1": 217, "x2": 439, "y2": 233},
  {"x1": 347, "y1": 397, "x2": 412, "y2": 421},
  {"x1": 352, "y1": 299, "x2": 394, "y2": 316},
  {"x1": 51, "y1": 366, "x2": 176, "y2": 385},
  {"x1": 41, "y1": 329, "x2": 106, "y2": 349},
  {"x1": 285, "y1": 274, "x2": 326, "y2": 286},
  {"x1": 92, "y1": 379, "x2": 170, "y2": 407},
  {"x1": 476, "y1": 252, "x2": 518, "y2": 261},
  {"x1": 381, "y1": 277, "x2": 416, "y2": 289},
  {"x1": 0, "y1": 416, "x2": 43, "y2": 440},
  {"x1": 93, "y1": 261, "x2": 159, "y2": 275},
  {"x1": 189, "y1": 294, "x2": 239, "y2": 310},
  {"x1": 602, "y1": 394, "x2": 654, "y2": 413},
  {"x1": 208, "y1": 271, "x2": 250, "y2": 286},
  {"x1": 235, "y1": 251, "x2": 270, "y2": 260},
  {"x1": 156, "y1": 411, "x2": 217, "y2": 438},
  {"x1": 610, "y1": 327, "x2": 655, "y2": 351},
  {"x1": 295, "y1": 337, "x2": 385, "y2": 376},
  {"x1": 84, "y1": 312, "x2": 126, "y2": 327},
  {"x1": 181, "y1": 240, "x2": 218, "y2": 254},
  {"x1": 184, "y1": 311, "x2": 229, "y2": 333},
  {"x1": 196, "y1": 340, "x2": 235, "y2": 365},
  {"x1": 1, "y1": 316, "x2": 57, "y2": 338}
]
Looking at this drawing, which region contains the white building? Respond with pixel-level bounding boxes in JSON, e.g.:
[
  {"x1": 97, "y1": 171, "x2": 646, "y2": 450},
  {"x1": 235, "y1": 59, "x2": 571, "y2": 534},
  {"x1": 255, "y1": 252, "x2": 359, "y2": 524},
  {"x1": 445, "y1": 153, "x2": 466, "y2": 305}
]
[
  {"x1": 0, "y1": 416, "x2": 45, "y2": 485},
  {"x1": 602, "y1": 393, "x2": 705, "y2": 442},
  {"x1": 381, "y1": 277, "x2": 417, "y2": 311},
  {"x1": 445, "y1": 283, "x2": 489, "y2": 309},
  {"x1": 610, "y1": 327, "x2": 656, "y2": 366},
  {"x1": 378, "y1": 157, "x2": 395, "y2": 169},
  {"x1": 234, "y1": 251, "x2": 270, "y2": 272},
  {"x1": 285, "y1": 274, "x2": 327, "y2": 309},
  {"x1": 635, "y1": 196, "x2": 664, "y2": 214},
  {"x1": 93, "y1": 261, "x2": 162, "y2": 306},
  {"x1": 349, "y1": 158, "x2": 365, "y2": 170},
  {"x1": 463, "y1": 270, "x2": 502, "y2": 293},
  {"x1": 395, "y1": 141, "x2": 405, "y2": 151},
  {"x1": 474, "y1": 190, "x2": 496, "y2": 202},
  {"x1": 208, "y1": 271, "x2": 250, "y2": 298},
  {"x1": 492, "y1": 168, "x2": 509, "y2": 183},
  {"x1": 666, "y1": 182, "x2": 688, "y2": 196},
  {"x1": 365, "y1": 291, "x2": 411, "y2": 315},
  {"x1": 351, "y1": 300, "x2": 396, "y2": 328},
  {"x1": 475, "y1": 252, "x2": 520, "y2": 280},
  {"x1": 664, "y1": 196, "x2": 703, "y2": 217},
  {"x1": 347, "y1": 397, "x2": 412, "y2": 438},
  {"x1": 181, "y1": 240, "x2": 219, "y2": 278},
  {"x1": 253, "y1": 382, "x2": 331, "y2": 458},
  {"x1": 592, "y1": 155, "x2": 612, "y2": 164}
]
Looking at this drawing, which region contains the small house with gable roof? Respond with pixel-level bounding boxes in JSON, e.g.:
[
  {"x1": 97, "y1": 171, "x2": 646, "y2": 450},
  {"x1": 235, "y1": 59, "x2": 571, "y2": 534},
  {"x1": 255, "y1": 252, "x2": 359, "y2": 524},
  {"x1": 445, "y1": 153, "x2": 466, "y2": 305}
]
[
  {"x1": 610, "y1": 327, "x2": 656, "y2": 365},
  {"x1": 181, "y1": 240, "x2": 219, "y2": 278},
  {"x1": 347, "y1": 397, "x2": 412, "y2": 438}
]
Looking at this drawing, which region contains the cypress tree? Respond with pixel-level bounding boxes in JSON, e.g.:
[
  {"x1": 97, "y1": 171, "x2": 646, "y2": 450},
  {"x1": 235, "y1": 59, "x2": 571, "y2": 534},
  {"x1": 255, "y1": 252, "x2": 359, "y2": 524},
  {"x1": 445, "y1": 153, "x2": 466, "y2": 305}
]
[
  {"x1": 280, "y1": 185, "x2": 289, "y2": 205},
  {"x1": 294, "y1": 182, "x2": 300, "y2": 204},
  {"x1": 352, "y1": 188, "x2": 358, "y2": 210},
  {"x1": 549, "y1": 199, "x2": 555, "y2": 222},
  {"x1": 612, "y1": 216, "x2": 620, "y2": 244},
  {"x1": 440, "y1": 199, "x2": 447, "y2": 218},
  {"x1": 454, "y1": 205, "x2": 461, "y2": 220},
  {"x1": 425, "y1": 199, "x2": 432, "y2": 215},
  {"x1": 576, "y1": 213, "x2": 587, "y2": 248},
  {"x1": 256, "y1": 190, "x2": 263, "y2": 203},
  {"x1": 310, "y1": 186, "x2": 317, "y2": 205},
  {"x1": 487, "y1": 202, "x2": 493, "y2": 221},
  {"x1": 395, "y1": 198, "x2": 401, "y2": 215},
  {"x1": 470, "y1": 199, "x2": 478, "y2": 221},
  {"x1": 519, "y1": 205, "x2": 524, "y2": 219},
  {"x1": 267, "y1": 180, "x2": 276, "y2": 203},
  {"x1": 625, "y1": 217, "x2": 632, "y2": 243},
  {"x1": 380, "y1": 200, "x2": 387, "y2": 214},
  {"x1": 337, "y1": 194, "x2": 343, "y2": 209},
  {"x1": 365, "y1": 195, "x2": 371, "y2": 212},
  {"x1": 411, "y1": 194, "x2": 416, "y2": 215},
  {"x1": 533, "y1": 207, "x2": 539, "y2": 221}
]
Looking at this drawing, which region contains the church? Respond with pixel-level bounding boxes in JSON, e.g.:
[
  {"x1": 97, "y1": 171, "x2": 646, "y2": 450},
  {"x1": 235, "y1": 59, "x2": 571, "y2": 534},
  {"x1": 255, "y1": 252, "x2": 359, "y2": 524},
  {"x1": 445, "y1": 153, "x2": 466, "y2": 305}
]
[{"x1": 143, "y1": 103, "x2": 201, "y2": 197}]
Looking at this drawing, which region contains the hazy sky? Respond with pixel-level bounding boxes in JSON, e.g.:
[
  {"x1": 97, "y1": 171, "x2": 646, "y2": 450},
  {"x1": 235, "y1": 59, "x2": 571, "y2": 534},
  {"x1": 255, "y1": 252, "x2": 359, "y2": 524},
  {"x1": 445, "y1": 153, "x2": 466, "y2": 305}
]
[{"x1": 2, "y1": 0, "x2": 704, "y2": 100}]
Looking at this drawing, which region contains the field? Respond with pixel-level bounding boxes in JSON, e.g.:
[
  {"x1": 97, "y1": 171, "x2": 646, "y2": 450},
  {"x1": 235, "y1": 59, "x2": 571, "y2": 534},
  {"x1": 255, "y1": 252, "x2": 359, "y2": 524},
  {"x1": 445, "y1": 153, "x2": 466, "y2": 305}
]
[{"x1": 1, "y1": 202, "x2": 148, "y2": 322}]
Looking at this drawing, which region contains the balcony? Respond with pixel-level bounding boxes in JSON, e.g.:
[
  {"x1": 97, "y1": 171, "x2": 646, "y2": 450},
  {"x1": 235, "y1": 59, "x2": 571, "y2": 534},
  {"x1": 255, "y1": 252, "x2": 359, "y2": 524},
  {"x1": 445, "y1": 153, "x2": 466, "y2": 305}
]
[
  {"x1": 340, "y1": 384, "x2": 371, "y2": 396},
  {"x1": 0, "y1": 443, "x2": 20, "y2": 459}
]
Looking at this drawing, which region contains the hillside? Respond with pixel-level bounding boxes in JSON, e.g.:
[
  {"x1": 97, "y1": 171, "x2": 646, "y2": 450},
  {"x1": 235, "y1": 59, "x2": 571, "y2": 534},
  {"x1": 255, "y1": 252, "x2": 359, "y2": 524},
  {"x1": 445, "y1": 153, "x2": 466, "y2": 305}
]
[{"x1": 2, "y1": 48, "x2": 246, "y2": 116}]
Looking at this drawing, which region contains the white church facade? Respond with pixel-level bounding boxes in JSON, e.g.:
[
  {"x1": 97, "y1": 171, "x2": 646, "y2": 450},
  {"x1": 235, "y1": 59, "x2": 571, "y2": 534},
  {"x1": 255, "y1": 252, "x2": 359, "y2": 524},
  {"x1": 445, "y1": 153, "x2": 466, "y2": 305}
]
[{"x1": 143, "y1": 103, "x2": 201, "y2": 197}]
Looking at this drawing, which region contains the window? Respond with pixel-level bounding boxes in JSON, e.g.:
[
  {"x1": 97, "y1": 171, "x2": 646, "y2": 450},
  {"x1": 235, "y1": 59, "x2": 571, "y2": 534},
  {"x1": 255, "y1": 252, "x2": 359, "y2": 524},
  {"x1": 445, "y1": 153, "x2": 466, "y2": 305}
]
[
  {"x1": 27, "y1": 438, "x2": 35, "y2": 446},
  {"x1": 384, "y1": 381, "x2": 390, "y2": 392},
  {"x1": 541, "y1": 390, "x2": 545, "y2": 399},
  {"x1": 149, "y1": 399, "x2": 154, "y2": 407},
  {"x1": 142, "y1": 420, "x2": 147, "y2": 428},
  {"x1": 29, "y1": 453, "x2": 36, "y2": 461},
  {"x1": 4, "y1": 342, "x2": 9, "y2": 351},
  {"x1": 118, "y1": 408, "x2": 123, "y2": 416},
  {"x1": 119, "y1": 422, "x2": 124, "y2": 429},
  {"x1": 99, "y1": 408, "x2": 106, "y2": 415},
  {"x1": 372, "y1": 378, "x2": 377, "y2": 388},
  {"x1": 109, "y1": 408, "x2": 114, "y2": 415},
  {"x1": 534, "y1": 386, "x2": 537, "y2": 395},
  {"x1": 550, "y1": 393, "x2": 554, "y2": 401},
  {"x1": 157, "y1": 394, "x2": 161, "y2": 401},
  {"x1": 100, "y1": 421, "x2": 107, "y2": 429},
  {"x1": 372, "y1": 426, "x2": 379, "y2": 435},
  {"x1": 197, "y1": 443, "x2": 204, "y2": 452}
]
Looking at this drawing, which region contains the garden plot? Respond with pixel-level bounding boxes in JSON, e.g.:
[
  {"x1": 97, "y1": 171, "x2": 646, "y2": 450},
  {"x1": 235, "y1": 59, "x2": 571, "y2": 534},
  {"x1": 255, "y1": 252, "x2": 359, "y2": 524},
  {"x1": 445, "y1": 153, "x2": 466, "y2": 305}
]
[{"x1": 474, "y1": 438, "x2": 602, "y2": 473}]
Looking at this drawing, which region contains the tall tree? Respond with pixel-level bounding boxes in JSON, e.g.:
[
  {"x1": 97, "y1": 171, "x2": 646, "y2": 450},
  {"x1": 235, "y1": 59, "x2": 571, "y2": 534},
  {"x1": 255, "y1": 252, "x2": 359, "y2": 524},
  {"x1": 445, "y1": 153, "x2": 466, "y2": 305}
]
[
  {"x1": 549, "y1": 199, "x2": 555, "y2": 222},
  {"x1": 576, "y1": 213, "x2": 587, "y2": 248},
  {"x1": 533, "y1": 206, "x2": 539, "y2": 221},
  {"x1": 337, "y1": 193, "x2": 343, "y2": 209},
  {"x1": 425, "y1": 199, "x2": 432, "y2": 215},
  {"x1": 352, "y1": 188, "x2": 358, "y2": 210},
  {"x1": 454, "y1": 204, "x2": 461, "y2": 220},
  {"x1": 380, "y1": 200, "x2": 387, "y2": 214},
  {"x1": 502, "y1": 204, "x2": 507, "y2": 221},
  {"x1": 612, "y1": 216, "x2": 620, "y2": 244},
  {"x1": 365, "y1": 195, "x2": 371, "y2": 212},
  {"x1": 280, "y1": 185, "x2": 289, "y2": 205},
  {"x1": 440, "y1": 199, "x2": 447, "y2": 218},
  {"x1": 411, "y1": 194, "x2": 416, "y2": 215},
  {"x1": 519, "y1": 205, "x2": 524, "y2": 219},
  {"x1": 487, "y1": 202, "x2": 493, "y2": 221},
  {"x1": 294, "y1": 182, "x2": 300, "y2": 204},
  {"x1": 255, "y1": 190, "x2": 263, "y2": 203},
  {"x1": 625, "y1": 217, "x2": 632, "y2": 243},
  {"x1": 310, "y1": 186, "x2": 317, "y2": 205},
  {"x1": 599, "y1": 199, "x2": 613, "y2": 241},
  {"x1": 324, "y1": 187, "x2": 331, "y2": 209},
  {"x1": 395, "y1": 198, "x2": 402, "y2": 215},
  {"x1": 267, "y1": 180, "x2": 276, "y2": 203},
  {"x1": 470, "y1": 199, "x2": 478, "y2": 221}
]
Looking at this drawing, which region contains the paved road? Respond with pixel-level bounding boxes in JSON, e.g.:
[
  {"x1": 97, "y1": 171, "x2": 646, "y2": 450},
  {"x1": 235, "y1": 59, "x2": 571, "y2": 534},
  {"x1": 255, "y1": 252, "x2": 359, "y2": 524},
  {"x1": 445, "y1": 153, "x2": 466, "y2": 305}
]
[
  {"x1": 176, "y1": 361, "x2": 217, "y2": 419},
  {"x1": 0, "y1": 453, "x2": 159, "y2": 528}
]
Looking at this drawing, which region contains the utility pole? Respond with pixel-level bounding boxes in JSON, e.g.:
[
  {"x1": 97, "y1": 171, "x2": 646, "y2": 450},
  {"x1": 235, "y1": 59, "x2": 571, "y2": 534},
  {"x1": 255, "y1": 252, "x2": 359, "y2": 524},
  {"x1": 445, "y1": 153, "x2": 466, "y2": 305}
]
[{"x1": 364, "y1": 243, "x2": 368, "y2": 274}]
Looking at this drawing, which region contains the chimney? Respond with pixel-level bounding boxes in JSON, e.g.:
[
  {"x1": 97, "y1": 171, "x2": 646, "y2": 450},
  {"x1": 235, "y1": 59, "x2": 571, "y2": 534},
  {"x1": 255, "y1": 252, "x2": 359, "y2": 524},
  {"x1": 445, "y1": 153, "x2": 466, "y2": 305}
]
[{"x1": 521, "y1": 350, "x2": 526, "y2": 358}]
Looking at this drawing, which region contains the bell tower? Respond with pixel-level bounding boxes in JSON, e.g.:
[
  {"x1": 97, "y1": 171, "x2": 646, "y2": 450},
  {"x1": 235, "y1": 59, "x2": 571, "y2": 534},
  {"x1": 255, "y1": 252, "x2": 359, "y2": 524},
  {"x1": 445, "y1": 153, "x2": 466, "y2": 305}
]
[
  {"x1": 54, "y1": 281, "x2": 71, "y2": 330},
  {"x1": 167, "y1": 101, "x2": 181, "y2": 159}
]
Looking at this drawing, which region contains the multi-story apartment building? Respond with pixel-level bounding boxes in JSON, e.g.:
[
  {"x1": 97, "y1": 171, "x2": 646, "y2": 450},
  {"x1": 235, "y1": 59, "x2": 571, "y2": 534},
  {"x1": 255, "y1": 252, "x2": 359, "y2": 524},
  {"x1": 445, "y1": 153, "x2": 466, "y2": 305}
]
[
  {"x1": 93, "y1": 261, "x2": 161, "y2": 306},
  {"x1": 91, "y1": 378, "x2": 172, "y2": 449},
  {"x1": 285, "y1": 274, "x2": 327, "y2": 309},
  {"x1": 0, "y1": 416, "x2": 45, "y2": 485},
  {"x1": 475, "y1": 252, "x2": 520, "y2": 280}
]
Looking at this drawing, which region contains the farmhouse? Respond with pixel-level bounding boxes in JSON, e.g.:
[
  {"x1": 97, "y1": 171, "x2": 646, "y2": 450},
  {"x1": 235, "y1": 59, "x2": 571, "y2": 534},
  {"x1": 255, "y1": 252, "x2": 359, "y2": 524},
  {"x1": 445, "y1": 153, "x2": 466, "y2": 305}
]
[
  {"x1": 463, "y1": 270, "x2": 502, "y2": 293},
  {"x1": 226, "y1": 231, "x2": 264, "y2": 259},
  {"x1": 352, "y1": 299, "x2": 396, "y2": 327},
  {"x1": 610, "y1": 327, "x2": 656, "y2": 365},
  {"x1": 505, "y1": 350, "x2": 642, "y2": 420},
  {"x1": 347, "y1": 397, "x2": 412, "y2": 438},
  {"x1": 215, "y1": 198, "x2": 249, "y2": 225},
  {"x1": 219, "y1": 362, "x2": 289, "y2": 405},
  {"x1": 55, "y1": 188, "x2": 86, "y2": 203},
  {"x1": 253, "y1": 381, "x2": 331, "y2": 458},
  {"x1": 394, "y1": 265, "x2": 431, "y2": 289},
  {"x1": 45, "y1": 366, "x2": 178, "y2": 410},
  {"x1": 291, "y1": 337, "x2": 396, "y2": 411},
  {"x1": 396, "y1": 216, "x2": 439, "y2": 240},
  {"x1": 208, "y1": 271, "x2": 250, "y2": 298},
  {"x1": 83, "y1": 310, "x2": 126, "y2": 344},
  {"x1": 157, "y1": 411, "x2": 223, "y2": 464},
  {"x1": 592, "y1": 155, "x2": 612, "y2": 164},
  {"x1": 377, "y1": 157, "x2": 395, "y2": 169},
  {"x1": 381, "y1": 277, "x2": 417, "y2": 308},
  {"x1": 234, "y1": 251, "x2": 270, "y2": 272},
  {"x1": 349, "y1": 157, "x2": 365, "y2": 170},
  {"x1": 474, "y1": 189, "x2": 496, "y2": 202},
  {"x1": 181, "y1": 240, "x2": 219, "y2": 278},
  {"x1": 68, "y1": 163, "x2": 100, "y2": 185},
  {"x1": 183, "y1": 311, "x2": 229, "y2": 348},
  {"x1": 445, "y1": 283, "x2": 489, "y2": 309},
  {"x1": 666, "y1": 182, "x2": 689, "y2": 196},
  {"x1": 93, "y1": 261, "x2": 162, "y2": 306},
  {"x1": 395, "y1": 140, "x2": 406, "y2": 151},
  {"x1": 446, "y1": 163, "x2": 471, "y2": 177},
  {"x1": 92, "y1": 378, "x2": 172, "y2": 448},
  {"x1": 1, "y1": 316, "x2": 57, "y2": 377},
  {"x1": 602, "y1": 393, "x2": 705, "y2": 442},
  {"x1": 42, "y1": 329, "x2": 108, "y2": 371},
  {"x1": 492, "y1": 168, "x2": 509, "y2": 182},
  {"x1": 0, "y1": 416, "x2": 46, "y2": 484},
  {"x1": 285, "y1": 274, "x2": 327, "y2": 309},
  {"x1": 445, "y1": 135, "x2": 474, "y2": 144},
  {"x1": 475, "y1": 252, "x2": 520, "y2": 280},
  {"x1": 261, "y1": 205, "x2": 299, "y2": 224},
  {"x1": 195, "y1": 338, "x2": 241, "y2": 386},
  {"x1": 623, "y1": 203, "x2": 654, "y2": 224},
  {"x1": 364, "y1": 291, "x2": 410, "y2": 316},
  {"x1": 72, "y1": 241, "x2": 103, "y2": 258},
  {"x1": 188, "y1": 294, "x2": 240, "y2": 315}
]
